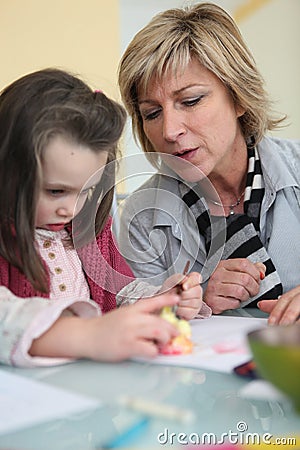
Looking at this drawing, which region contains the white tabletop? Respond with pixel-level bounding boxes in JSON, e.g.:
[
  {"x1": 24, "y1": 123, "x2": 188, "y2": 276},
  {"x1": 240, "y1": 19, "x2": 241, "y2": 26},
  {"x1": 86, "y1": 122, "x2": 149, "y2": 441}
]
[{"x1": 0, "y1": 309, "x2": 299, "y2": 449}]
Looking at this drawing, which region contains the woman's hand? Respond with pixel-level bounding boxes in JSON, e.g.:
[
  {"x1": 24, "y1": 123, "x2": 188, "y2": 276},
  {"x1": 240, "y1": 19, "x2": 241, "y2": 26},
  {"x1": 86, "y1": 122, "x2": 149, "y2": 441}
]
[
  {"x1": 204, "y1": 259, "x2": 266, "y2": 314},
  {"x1": 258, "y1": 286, "x2": 300, "y2": 325},
  {"x1": 29, "y1": 292, "x2": 180, "y2": 362},
  {"x1": 161, "y1": 272, "x2": 203, "y2": 320}
]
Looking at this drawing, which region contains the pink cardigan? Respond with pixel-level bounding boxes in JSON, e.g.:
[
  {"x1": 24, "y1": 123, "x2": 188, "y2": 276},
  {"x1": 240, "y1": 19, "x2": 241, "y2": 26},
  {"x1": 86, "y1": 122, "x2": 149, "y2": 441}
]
[{"x1": 0, "y1": 217, "x2": 134, "y2": 313}]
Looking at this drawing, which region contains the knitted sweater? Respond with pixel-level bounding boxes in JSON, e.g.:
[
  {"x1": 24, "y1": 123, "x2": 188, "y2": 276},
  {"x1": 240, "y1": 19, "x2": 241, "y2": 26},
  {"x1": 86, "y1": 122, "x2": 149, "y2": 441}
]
[{"x1": 0, "y1": 217, "x2": 134, "y2": 313}]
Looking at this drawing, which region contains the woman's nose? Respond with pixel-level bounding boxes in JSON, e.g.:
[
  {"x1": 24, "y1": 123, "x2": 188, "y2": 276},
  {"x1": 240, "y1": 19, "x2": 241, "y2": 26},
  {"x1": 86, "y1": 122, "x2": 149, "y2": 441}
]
[{"x1": 162, "y1": 109, "x2": 186, "y2": 142}]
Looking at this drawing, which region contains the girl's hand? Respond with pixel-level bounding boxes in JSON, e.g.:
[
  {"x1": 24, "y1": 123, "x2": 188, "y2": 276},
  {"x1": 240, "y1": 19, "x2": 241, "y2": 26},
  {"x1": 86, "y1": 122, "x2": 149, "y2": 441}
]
[
  {"x1": 258, "y1": 286, "x2": 300, "y2": 325},
  {"x1": 176, "y1": 272, "x2": 203, "y2": 320},
  {"x1": 161, "y1": 272, "x2": 203, "y2": 320},
  {"x1": 29, "y1": 292, "x2": 180, "y2": 362},
  {"x1": 204, "y1": 259, "x2": 266, "y2": 314}
]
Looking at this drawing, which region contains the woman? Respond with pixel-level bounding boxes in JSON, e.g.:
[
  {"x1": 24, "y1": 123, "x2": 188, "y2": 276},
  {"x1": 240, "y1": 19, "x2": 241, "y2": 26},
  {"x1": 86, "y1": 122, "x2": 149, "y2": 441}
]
[{"x1": 118, "y1": 2, "x2": 300, "y2": 323}]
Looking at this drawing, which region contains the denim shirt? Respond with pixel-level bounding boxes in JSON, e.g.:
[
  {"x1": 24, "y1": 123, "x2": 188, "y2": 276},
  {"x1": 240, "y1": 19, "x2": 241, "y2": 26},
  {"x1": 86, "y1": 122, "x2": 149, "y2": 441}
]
[{"x1": 119, "y1": 136, "x2": 300, "y2": 295}]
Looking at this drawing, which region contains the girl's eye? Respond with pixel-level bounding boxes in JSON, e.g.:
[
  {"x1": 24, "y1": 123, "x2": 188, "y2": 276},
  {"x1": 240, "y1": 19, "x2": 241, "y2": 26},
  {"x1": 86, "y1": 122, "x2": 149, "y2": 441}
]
[{"x1": 47, "y1": 189, "x2": 65, "y2": 196}]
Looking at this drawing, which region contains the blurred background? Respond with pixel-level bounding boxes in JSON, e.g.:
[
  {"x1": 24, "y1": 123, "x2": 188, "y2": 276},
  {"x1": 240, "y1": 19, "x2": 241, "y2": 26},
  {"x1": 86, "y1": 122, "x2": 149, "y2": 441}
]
[{"x1": 1, "y1": 0, "x2": 299, "y2": 195}]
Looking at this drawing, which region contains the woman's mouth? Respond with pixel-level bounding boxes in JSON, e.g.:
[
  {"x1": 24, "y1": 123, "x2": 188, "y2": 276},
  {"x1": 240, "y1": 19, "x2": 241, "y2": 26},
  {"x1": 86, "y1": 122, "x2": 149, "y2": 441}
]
[{"x1": 173, "y1": 148, "x2": 198, "y2": 160}]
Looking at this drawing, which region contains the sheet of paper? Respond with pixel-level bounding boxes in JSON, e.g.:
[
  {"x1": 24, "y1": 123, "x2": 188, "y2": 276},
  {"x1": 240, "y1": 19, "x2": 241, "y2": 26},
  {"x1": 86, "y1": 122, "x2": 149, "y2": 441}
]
[
  {"x1": 138, "y1": 315, "x2": 267, "y2": 373},
  {"x1": 0, "y1": 369, "x2": 101, "y2": 435},
  {"x1": 239, "y1": 379, "x2": 286, "y2": 401}
]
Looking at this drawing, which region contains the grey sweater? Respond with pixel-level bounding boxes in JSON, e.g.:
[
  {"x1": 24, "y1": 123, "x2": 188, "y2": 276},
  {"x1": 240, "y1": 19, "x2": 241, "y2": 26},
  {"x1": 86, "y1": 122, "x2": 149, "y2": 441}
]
[{"x1": 119, "y1": 136, "x2": 300, "y2": 300}]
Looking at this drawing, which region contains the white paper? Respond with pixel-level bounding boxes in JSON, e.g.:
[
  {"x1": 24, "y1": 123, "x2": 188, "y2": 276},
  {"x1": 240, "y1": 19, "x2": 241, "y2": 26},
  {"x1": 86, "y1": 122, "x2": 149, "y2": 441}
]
[
  {"x1": 239, "y1": 379, "x2": 287, "y2": 401},
  {"x1": 138, "y1": 315, "x2": 267, "y2": 373},
  {"x1": 0, "y1": 369, "x2": 101, "y2": 435}
]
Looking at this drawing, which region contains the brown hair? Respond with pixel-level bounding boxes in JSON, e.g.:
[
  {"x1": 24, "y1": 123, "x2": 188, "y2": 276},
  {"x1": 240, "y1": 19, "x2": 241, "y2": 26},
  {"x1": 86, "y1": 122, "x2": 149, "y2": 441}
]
[{"x1": 0, "y1": 68, "x2": 126, "y2": 292}]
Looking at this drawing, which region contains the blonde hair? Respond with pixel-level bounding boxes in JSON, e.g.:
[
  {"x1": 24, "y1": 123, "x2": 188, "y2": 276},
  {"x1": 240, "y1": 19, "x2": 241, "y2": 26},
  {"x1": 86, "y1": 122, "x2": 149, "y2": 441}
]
[{"x1": 119, "y1": 2, "x2": 285, "y2": 156}]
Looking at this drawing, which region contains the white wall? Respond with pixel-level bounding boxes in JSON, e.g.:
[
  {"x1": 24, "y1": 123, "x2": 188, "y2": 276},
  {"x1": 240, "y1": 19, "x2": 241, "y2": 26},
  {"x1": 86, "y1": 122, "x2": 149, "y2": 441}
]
[
  {"x1": 0, "y1": 0, "x2": 121, "y2": 98},
  {"x1": 239, "y1": 0, "x2": 300, "y2": 139}
]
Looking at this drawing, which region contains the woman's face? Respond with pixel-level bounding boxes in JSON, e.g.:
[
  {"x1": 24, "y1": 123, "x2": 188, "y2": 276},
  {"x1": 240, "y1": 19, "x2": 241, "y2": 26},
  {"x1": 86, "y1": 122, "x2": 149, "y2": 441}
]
[
  {"x1": 35, "y1": 135, "x2": 107, "y2": 231},
  {"x1": 138, "y1": 59, "x2": 245, "y2": 182}
]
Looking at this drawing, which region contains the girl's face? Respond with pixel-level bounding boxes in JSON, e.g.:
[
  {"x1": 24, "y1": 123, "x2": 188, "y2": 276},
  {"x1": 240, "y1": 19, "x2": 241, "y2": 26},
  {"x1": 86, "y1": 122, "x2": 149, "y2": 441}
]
[
  {"x1": 138, "y1": 59, "x2": 245, "y2": 182},
  {"x1": 35, "y1": 135, "x2": 108, "y2": 231}
]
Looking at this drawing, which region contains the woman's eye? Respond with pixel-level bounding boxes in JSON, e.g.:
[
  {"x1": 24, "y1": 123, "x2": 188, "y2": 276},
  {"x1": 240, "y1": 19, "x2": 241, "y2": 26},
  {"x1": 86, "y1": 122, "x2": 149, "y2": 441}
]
[
  {"x1": 183, "y1": 96, "x2": 204, "y2": 107},
  {"x1": 141, "y1": 109, "x2": 161, "y2": 121}
]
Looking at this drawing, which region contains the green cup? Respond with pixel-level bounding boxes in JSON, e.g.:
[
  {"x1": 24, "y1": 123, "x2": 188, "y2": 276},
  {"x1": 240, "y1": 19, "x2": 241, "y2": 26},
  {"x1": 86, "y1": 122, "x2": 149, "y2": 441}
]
[{"x1": 248, "y1": 324, "x2": 300, "y2": 414}]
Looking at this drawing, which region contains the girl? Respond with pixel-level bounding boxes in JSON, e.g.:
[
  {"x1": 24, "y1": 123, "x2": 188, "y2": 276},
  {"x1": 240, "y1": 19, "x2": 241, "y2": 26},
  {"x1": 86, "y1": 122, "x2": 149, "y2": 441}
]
[{"x1": 0, "y1": 68, "x2": 205, "y2": 367}]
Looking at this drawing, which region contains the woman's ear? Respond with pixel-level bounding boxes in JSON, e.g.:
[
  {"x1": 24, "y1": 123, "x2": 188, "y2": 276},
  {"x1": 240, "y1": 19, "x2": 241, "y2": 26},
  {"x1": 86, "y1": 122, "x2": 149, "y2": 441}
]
[{"x1": 236, "y1": 104, "x2": 246, "y2": 118}]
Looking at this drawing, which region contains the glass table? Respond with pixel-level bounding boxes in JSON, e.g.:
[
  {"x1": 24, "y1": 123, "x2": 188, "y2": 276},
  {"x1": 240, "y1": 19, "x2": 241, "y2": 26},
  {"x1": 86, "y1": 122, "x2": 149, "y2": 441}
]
[{"x1": 0, "y1": 309, "x2": 299, "y2": 449}]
